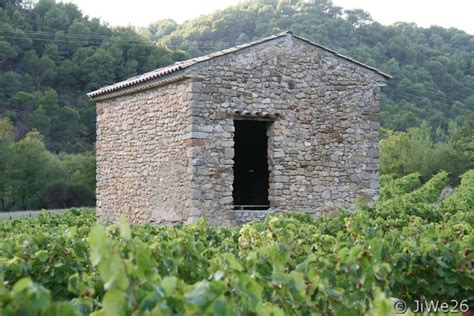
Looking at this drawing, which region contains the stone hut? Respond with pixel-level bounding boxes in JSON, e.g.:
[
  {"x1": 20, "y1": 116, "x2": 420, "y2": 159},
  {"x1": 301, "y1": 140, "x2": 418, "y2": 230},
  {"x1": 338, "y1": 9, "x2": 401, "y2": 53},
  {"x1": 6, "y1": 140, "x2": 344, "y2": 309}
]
[{"x1": 88, "y1": 32, "x2": 390, "y2": 225}]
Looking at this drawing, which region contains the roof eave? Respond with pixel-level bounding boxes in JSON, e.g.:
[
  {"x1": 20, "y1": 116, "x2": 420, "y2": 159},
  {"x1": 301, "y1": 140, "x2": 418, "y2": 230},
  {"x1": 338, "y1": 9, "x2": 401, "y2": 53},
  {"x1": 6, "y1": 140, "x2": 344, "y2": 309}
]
[
  {"x1": 87, "y1": 32, "x2": 292, "y2": 100},
  {"x1": 87, "y1": 31, "x2": 391, "y2": 100},
  {"x1": 87, "y1": 64, "x2": 185, "y2": 100},
  {"x1": 88, "y1": 71, "x2": 188, "y2": 102}
]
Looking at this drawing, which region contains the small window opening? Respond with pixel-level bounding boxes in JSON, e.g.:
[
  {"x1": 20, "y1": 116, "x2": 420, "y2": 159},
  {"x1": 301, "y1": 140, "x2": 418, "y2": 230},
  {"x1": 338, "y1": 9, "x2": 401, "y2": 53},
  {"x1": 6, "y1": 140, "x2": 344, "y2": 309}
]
[{"x1": 232, "y1": 120, "x2": 270, "y2": 210}]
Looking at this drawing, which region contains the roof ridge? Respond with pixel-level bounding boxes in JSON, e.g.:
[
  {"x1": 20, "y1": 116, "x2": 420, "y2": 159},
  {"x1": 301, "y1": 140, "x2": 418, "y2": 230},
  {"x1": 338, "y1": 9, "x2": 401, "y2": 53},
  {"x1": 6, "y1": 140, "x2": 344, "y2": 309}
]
[{"x1": 88, "y1": 32, "x2": 390, "y2": 100}]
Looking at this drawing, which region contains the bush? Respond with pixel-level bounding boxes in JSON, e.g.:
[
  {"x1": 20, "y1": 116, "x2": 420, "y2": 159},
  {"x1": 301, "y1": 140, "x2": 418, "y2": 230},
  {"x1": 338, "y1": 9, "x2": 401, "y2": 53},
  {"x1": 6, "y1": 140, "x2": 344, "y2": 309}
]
[
  {"x1": 36, "y1": 180, "x2": 95, "y2": 209},
  {"x1": 66, "y1": 183, "x2": 95, "y2": 207}
]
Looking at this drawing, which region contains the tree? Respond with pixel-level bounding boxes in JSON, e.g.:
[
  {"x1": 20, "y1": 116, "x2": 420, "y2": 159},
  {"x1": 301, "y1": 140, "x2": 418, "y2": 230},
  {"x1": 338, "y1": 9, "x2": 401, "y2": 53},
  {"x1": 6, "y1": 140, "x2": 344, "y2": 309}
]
[
  {"x1": 380, "y1": 123, "x2": 441, "y2": 181},
  {"x1": 61, "y1": 151, "x2": 96, "y2": 192},
  {"x1": 380, "y1": 117, "x2": 474, "y2": 184},
  {"x1": 1, "y1": 0, "x2": 185, "y2": 152},
  {"x1": 79, "y1": 101, "x2": 96, "y2": 143},
  {"x1": 345, "y1": 9, "x2": 372, "y2": 28},
  {"x1": 445, "y1": 115, "x2": 474, "y2": 182},
  {"x1": 20, "y1": 50, "x2": 56, "y2": 89},
  {"x1": 7, "y1": 130, "x2": 65, "y2": 209},
  {"x1": 79, "y1": 48, "x2": 115, "y2": 91},
  {"x1": 0, "y1": 39, "x2": 17, "y2": 65},
  {"x1": 36, "y1": 1, "x2": 71, "y2": 32},
  {"x1": 0, "y1": 72, "x2": 21, "y2": 100},
  {"x1": 28, "y1": 105, "x2": 51, "y2": 135},
  {"x1": 0, "y1": 118, "x2": 14, "y2": 210},
  {"x1": 147, "y1": 19, "x2": 178, "y2": 41},
  {"x1": 8, "y1": 91, "x2": 36, "y2": 112},
  {"x1": 68, "y1": 20, "x2": 92, "y2": 51},
  {"x1": 38, "y1": 88, "x2": 59, "y2": 115}
]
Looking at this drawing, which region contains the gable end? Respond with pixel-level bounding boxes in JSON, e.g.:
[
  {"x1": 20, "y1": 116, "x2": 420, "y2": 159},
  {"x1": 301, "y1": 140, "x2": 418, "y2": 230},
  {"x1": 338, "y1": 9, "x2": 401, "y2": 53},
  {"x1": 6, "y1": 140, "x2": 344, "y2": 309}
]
[{"x1": 87, "y1": 32, "x2": 391, "y2": 101}]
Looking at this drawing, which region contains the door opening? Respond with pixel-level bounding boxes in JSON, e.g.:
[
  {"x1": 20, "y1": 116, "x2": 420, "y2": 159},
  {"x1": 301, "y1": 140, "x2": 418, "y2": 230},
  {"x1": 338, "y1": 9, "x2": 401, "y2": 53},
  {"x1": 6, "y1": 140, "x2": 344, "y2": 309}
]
[{"x1": 233, "y1": 120, "x2": 270, "y2": 210}]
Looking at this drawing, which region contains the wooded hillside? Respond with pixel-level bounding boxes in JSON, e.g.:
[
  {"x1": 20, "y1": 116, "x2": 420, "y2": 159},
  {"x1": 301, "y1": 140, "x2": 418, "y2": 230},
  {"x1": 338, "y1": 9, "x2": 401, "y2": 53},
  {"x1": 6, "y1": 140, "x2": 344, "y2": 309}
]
[
  {"x1": 0, "y1": 0, "x2": 186, "y2": 153},
  {"x1": 0, "y1": 0, "x2": 472, "y2": 211},
  {"x1": 2, "y1": 0, "x2": 473, "y2": 150},
  {"x1": 151, "y1": 0, "x2": 474, "y2": 132}
]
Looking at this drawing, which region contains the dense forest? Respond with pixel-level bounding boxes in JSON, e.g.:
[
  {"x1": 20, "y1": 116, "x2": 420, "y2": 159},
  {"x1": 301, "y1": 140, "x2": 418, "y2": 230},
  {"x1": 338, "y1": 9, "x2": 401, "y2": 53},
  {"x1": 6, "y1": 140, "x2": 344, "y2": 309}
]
[
  {"x1": 150, "y1": 0, "x2": 474, "y2": 131},
  {"x1": 0, "y1": 0, "x2": 186, "y2": 210},
  {"x1": 0, "y1": 0, "x2": 473, "y2": 210},
  {"x1": 0, "y1": 0, "x2": 186, "y2": 152}
]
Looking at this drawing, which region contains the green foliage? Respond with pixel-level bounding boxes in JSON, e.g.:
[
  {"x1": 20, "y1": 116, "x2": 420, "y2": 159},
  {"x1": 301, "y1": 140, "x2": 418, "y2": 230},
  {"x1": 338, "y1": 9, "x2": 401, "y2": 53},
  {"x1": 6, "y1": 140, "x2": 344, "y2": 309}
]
[
  {"x1": 34, "y1": 180, "x2": 95, "y2": 209},
  {"x1": 0, "y1": 0, "x2": 187, "y2": 153},
  {"x1": 446, "y1": 115, "x2": 474, "y2": 177},
  {"x1": 0, "y1": 118, "x2": 14, "y2": 210},
  {"x1": 154, "y1": 0, "x2": 473, "y2": 132},
  {"x1": 371, "y1": 171, "x2": 449, "y2": 223},
  {"x1": 2, "y1": 0, "x2": 474, "y2": 210},
  {"x1": 0, "y1": 209, "x2": 96, "y2": 302},
  {"x1": 380, "y1": 117, "x2": 474, "y2": 183},
  {"x1": 380, "y1": 172, "x2": 421, "y2": 200},
  {"x1": 2, "y1": 0, "x2": 473, "y2": 154},
  {"x1": 60, "y1": 151, "x2": 96, "y2": 192},
  {"x1": 439, "y1": 169, "x2": 474, "y2": 213},
  {"x1": 0, "y1": 128, "x2": 95, "y2": 211},
  {"x1": 0, "y1": 170, "x2": 472, "y2": 315},
  {"x1": 7, "y1": 130, "x2": 66, "y2": 209}
]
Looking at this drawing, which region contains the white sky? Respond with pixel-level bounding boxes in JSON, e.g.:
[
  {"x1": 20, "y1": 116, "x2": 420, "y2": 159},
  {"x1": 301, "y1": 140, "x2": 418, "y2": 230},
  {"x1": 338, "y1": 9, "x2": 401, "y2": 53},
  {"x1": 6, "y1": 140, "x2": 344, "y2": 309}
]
[
  {"x1": 332, "y1": 0, "x2": 474, "y2": 34},
  {"x1": 68, "y1": 0, "x2": 474, "y2": 35}
]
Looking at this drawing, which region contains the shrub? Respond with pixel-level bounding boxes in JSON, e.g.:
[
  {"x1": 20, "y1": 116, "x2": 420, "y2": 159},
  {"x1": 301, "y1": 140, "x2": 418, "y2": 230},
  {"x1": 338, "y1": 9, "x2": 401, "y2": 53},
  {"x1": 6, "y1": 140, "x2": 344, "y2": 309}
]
[{"x1": 37, "y1": 180, "x2": 95, "y2": 209}]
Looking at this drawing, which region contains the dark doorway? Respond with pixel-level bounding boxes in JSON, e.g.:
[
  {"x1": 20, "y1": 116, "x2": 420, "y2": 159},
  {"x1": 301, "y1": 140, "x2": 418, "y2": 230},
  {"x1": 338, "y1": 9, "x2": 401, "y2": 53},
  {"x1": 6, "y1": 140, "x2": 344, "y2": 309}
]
[{"x1": 233, "y1": 120, "x2": 270, "y2": 210}]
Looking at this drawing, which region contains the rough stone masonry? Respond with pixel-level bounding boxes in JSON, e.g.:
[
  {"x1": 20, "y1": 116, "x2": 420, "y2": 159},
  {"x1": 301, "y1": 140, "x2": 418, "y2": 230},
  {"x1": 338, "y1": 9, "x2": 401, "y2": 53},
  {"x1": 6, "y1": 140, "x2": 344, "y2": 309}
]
[{"x1": 88, "y1": 32, "x2": 390, "y2": 226}]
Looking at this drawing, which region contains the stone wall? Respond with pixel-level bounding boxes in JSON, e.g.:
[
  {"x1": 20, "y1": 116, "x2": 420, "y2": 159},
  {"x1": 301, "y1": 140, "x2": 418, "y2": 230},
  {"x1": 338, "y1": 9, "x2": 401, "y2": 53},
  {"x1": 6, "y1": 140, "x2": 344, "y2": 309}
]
[
  {"x1": 234, "y1": 210, "x2": 276, "y2": 225},
  {"x1": 95, "y1": 34, "x2": 385, "y2": 225},
  {"x1": 96, "y1": 79, "x2": 193, "y2": 223},
  {"x1": 185, "y1": 35, "x2": 385, "y2": 225}
]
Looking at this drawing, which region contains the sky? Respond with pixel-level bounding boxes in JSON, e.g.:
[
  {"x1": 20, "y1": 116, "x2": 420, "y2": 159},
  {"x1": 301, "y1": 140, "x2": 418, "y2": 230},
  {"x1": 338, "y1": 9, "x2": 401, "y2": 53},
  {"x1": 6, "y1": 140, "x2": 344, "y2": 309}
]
[{"x1": 68, "y1": 0, "x2": 474, "y2": 35}]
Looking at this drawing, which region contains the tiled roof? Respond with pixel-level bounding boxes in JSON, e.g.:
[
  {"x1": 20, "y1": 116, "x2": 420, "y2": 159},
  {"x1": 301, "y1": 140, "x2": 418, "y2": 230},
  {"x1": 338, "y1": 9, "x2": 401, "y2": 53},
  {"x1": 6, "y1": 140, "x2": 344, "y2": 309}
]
[{"x1": 87, "y1": 32, "x2": 390, "y2": 99}]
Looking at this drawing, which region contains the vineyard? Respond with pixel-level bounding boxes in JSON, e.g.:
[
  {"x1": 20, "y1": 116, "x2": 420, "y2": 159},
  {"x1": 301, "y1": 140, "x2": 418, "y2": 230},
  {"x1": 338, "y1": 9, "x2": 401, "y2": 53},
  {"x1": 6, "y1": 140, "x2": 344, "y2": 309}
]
[{"x1": 0, "y1": 170, "x2": 473, "y2": 315}]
